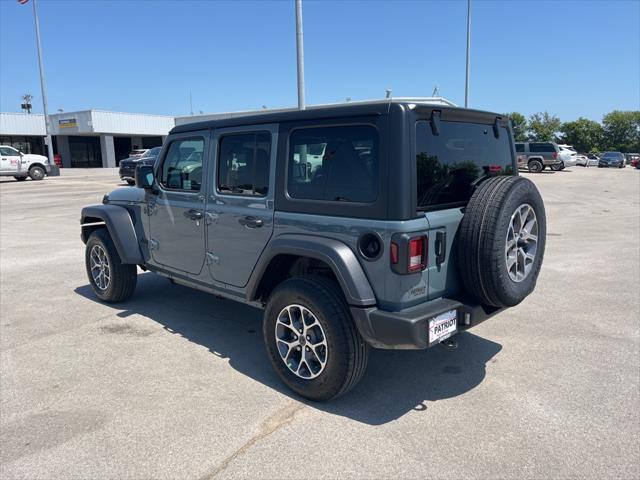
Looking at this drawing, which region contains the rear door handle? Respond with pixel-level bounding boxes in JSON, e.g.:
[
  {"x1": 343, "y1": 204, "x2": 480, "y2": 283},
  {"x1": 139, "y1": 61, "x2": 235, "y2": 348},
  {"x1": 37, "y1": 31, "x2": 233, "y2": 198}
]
[
  {"x1": 184, "y1": 209, "x2": 203, "y2": 221},
  {"x1": 435, "y1": 230, "x2": 447, "y2": 266},
  {"x1": 239, "y1": 216, "x2": 263, "y2": 228}
]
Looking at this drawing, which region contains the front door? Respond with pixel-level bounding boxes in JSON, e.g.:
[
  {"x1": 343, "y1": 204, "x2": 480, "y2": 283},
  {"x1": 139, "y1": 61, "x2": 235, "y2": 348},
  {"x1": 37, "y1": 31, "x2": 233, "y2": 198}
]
[
  {"x1": 206, "y1": 124, "x2": 277, "y2": 287},
  {"x1": 148, "y1": 131, "x2": 209, "y2": 275},
  {"x1": 0, "y1": 146, "x2": 22, "y2": 174}
]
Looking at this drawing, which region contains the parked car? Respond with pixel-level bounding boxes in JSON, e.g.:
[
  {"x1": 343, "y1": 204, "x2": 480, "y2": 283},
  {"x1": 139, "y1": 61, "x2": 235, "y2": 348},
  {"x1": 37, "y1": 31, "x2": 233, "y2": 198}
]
[
  {"x1": 128, "y1": 149, "x2": 149, "y2": 159},
  {"x1": 81, "y1": 100, "x2": 547, "y2": 401},
  {"x1": 0, "y1": 145, "x2": 50, "y2": 181},
  {"x1": 576, "y1": 153, "x2": 598, "y2": 167},
  {"x1": 557, "y1": 144, "x2": 578, "y2": 169},
  {"x1": 626, "y1": 153, "x2": 639, "y2": 167},
  {"x1": 119, "y1": 147, "x2": 162, "y2": 185},
  {"x1": 515, "y1": 141, "x2": 563, "y2": 172},
  {"x1": 598, "y1": 151, "x2": 626, "y2": 168}
]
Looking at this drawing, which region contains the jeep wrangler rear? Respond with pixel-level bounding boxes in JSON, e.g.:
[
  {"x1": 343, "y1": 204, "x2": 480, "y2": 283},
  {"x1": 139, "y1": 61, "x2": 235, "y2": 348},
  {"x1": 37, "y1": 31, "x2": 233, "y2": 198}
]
[{"x1": 81, "y1": 99, "x2": 546, "y2": 401}]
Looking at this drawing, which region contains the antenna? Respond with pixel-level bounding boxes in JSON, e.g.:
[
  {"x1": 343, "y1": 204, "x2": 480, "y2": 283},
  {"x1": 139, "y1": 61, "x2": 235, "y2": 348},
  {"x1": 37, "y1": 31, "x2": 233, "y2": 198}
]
[
  {"x1": 21, "y1": 93, "x2": 33, "y2": 114},
  {"x1": 385, "y1": 89, "x2": 392, "y2": 99},
  {"x1": 432, "y1": 85, "x2": 439, "y2": 97}
]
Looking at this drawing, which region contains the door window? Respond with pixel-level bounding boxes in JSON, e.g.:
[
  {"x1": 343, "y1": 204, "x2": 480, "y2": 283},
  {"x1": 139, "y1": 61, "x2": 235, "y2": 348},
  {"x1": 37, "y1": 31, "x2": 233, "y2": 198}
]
[
  {"x1": 0, "y1": 146, "x2": 19, "y2": 156},
  {"x1": 160, "y1": 138, "x2": 205, "y2": 192},
  {"x1": 529, "y1": 143, "x2": 554, "y2": 153},
  {"x1": 217, "y1": 131, "x2": 271, "y2": 196}
]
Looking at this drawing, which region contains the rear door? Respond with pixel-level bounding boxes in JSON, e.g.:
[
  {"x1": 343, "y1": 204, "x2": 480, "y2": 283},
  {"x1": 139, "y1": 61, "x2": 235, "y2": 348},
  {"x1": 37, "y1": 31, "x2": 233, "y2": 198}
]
[
  {"x1": 414, "y1": 117, "x2": 514, "y2": 299},
  {"x1": 148, "y1": 131, "x2": 209, "y2": 275},
  {"x1": 0, "y1": 146, "x2": 21, "y2": 174},
  {"x1": 206, "y1": 124, "x2": 277, "y2": 287}
]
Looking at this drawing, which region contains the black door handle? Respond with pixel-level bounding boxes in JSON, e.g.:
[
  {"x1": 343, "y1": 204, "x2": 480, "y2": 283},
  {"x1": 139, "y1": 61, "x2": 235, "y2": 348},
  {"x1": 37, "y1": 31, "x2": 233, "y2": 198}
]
[
  {"x1": 240, "y1": 216, "x2": 263, "y2": 228},
  {"x1": 435, "y1": 230, "x2": 447, "y2": 266},
  {"x1": 184, "y1": 209, "x2": 203, "y2": 221}
]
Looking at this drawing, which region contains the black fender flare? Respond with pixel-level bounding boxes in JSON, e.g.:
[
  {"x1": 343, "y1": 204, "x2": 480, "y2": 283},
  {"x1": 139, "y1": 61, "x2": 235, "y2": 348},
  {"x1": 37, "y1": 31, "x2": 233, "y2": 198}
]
[
  {"x1": 247, "y1": 235, "x2": 376, "y2": 307},
  {"x1": 80, "y1": 205, "x2": 143, "y2": 264}
]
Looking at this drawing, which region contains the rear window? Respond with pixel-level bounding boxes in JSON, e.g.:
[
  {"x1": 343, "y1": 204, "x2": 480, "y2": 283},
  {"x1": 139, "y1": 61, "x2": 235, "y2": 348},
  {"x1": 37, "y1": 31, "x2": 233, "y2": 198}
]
[
  {"x1": 415, "y1": 120, "x2": 513, "y2": 209},
  {"x1": 515, "y1": 143, "x2": 524, "y2": 153},
  {"x1": 529, "y1": 143, "x2": 555, "y2": 153},
  {"x1": 287, "y1": 125, "x2": 378, "y2": 203}
]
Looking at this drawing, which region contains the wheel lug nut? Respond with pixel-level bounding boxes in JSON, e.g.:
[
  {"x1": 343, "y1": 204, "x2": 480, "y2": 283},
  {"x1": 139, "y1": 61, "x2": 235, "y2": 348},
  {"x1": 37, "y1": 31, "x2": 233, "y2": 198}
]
[
  {"x1": 306, "y1": 335, "x2": 311, "y2": 341},
  {"x1": 293, "y1": 335, "x2": 297, "y2": 340},
  {"x1": 297, "y1": 346, "x2": 301, "y2": 351},
  {"x1": 298, "y1": 329, "x2": 303, "y2": 333},
  {"x1": 305, "y1": 346, "x2": 310, "y2": 352}
]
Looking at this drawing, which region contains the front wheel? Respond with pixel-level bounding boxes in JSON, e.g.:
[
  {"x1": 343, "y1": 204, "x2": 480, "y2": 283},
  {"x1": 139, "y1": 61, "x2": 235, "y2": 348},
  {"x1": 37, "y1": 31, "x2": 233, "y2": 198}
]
[
  {"x1": 550, "y1": 163, "x2": 563, "y2": 171},
  {"x1": 528, "y1": 160, "x2": 543, "y2": 173},
  {"x1": 85, "y1": 229, "x2": 137, "y2": 303},
  {"x1": 263, "y1": 276, "x2": 369, "y2": 401},
  {"x1": 29, "y1": 165, "x2": 45, "y2": 180}
]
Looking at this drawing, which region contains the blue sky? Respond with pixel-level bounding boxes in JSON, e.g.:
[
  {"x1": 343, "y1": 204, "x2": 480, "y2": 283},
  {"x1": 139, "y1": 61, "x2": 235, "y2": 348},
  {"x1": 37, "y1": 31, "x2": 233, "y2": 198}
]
[{"x1": 1, "y1": 0, "x2": 638, "y2": 122}]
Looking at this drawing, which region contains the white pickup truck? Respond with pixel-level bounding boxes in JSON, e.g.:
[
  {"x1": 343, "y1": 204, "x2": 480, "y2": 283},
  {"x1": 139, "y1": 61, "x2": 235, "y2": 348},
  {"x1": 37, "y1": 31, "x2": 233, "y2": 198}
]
[{"x1": 0, "y1": 145, "x2": 50, "y2": 181}]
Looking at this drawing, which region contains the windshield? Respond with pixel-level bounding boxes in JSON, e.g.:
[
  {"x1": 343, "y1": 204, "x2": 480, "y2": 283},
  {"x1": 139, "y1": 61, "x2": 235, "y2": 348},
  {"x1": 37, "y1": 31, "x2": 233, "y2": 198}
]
[
  {"x1": 142, "y1": 147, "x2": 161, "y2": 157},
  {"x1": 601, "y1": 152, "x2": 619, "y2": 158},
  {"x1": 415, "y1": 120, "x2": 514, "y2": 209}
]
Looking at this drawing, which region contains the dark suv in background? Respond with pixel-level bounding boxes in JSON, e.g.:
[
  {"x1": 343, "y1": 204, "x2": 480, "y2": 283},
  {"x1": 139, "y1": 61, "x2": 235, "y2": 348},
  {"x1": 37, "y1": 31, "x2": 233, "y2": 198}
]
[
  {"x1": 119, "y1": 146, "x2": 162, "y2": 185},
  {"x1": 81, "y1": 100, "x2": 546, "y2": 400},
  {"x1": 598, "y1": 151, "x2": 626, "y2": 168}
]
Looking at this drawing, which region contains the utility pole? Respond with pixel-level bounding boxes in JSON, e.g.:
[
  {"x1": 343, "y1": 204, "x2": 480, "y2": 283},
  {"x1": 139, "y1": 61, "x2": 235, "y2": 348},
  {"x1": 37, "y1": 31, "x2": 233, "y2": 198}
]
[
  {"x1": 295, "y1": 0, "x2": 306, "y2": 110},
  {"x1": 464, "y1": 0, "x2": 471, "y2": 108},
  {"x1": 32, "y1": 0, "x2": 59, "y2": 175}
]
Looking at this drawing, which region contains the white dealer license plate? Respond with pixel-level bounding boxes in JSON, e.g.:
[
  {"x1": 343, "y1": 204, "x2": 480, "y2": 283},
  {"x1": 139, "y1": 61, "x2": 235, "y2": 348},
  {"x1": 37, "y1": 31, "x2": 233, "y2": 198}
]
[{"x1": 428, "y1": 310, "x2": 457, "y2": 345}]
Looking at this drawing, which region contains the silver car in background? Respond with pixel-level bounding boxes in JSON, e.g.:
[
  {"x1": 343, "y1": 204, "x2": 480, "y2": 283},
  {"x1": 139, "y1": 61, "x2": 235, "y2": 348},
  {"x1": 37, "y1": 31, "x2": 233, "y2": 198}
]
[{"x1": 557, "y1": 144, "x2": 578, "y2": 169}]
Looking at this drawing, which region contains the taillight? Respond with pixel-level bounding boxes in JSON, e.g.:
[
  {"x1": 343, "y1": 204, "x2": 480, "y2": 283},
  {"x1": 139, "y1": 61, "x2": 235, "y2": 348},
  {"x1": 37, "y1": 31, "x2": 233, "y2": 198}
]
[
  {"x1": 390, "y1": 234, "x2": 427, "y2": 274},
  {"x1": 408, "y1": 236, "x2": 426, "y2": 272},
  {"x1": 552, "y1": 152, "x2": 558, "y2": 159}
]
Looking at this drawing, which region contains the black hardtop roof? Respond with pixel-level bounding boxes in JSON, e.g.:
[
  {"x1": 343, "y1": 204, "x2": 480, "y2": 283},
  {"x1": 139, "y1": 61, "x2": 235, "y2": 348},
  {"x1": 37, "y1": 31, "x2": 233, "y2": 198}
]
[{"x1": 170, "y1": 100, "x2": 505, "y2": 134}]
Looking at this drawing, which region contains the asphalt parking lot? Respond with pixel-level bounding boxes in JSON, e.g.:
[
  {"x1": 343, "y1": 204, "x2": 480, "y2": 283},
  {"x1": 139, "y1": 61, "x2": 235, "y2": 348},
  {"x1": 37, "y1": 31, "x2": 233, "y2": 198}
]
[{"x1": 1, "y1": 166, "x2": 639, "y2": 479}]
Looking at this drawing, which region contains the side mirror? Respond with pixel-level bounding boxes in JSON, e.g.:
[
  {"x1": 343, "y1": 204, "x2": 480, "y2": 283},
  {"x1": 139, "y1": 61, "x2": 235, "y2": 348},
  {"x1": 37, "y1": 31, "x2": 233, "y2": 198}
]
[{"x1": 136, "y1": 164, "x2": 156, "y2": 190}]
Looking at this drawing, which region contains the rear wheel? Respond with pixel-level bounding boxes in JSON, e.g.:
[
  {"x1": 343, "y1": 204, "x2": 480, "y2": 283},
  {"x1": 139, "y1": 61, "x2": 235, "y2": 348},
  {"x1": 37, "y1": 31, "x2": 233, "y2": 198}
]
[
  {"x1": 528, "y1": 160, "x2": 543, "y2": 173},
  {"x1": 85, "y1": 228, "x2": 137, "y2": 303},
  {"x1": 551, "y1": 163, "x2": 563, "y2": 171},
  {"x1": 263, "y1": 276, "x2": 369, "y2": 401},
  {"x1": 28, "y1": 165, "x2": 45, "y2": 181},
  {"x1": 457, "y1": 176, "x2": 546, "y2": 308}
]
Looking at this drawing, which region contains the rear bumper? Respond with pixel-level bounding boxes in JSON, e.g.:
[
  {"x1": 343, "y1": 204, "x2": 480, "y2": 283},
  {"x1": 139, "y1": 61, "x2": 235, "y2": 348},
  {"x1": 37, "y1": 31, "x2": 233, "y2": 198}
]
[{"x1": 351, "y1": 297, "x2": 503, "y2": 349}]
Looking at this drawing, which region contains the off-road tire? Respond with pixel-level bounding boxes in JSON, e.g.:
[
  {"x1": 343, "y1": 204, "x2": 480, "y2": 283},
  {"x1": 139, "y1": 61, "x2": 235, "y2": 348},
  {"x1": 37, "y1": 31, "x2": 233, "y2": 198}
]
[
  {"x1": 528, "y1": 160, "x2": 543, "y2": 173},
  {"x1": 85, "y1": 228, "x2": 137, "y2": 303},
  {"x1": 551, "y1": 163, "x2": 563, "y2": 171},
  {"x1": 263, "y1": 276, "x2": 369, "y2": 401},
  {"x1": 14, "y1": 176, "x2": 27, "y2": 181},
  {"x1": 457, "y1": 176, "x2": 546, "y2": 308},
  {"x1": 28, "y1": 165, "x2": 45, "y2": 181}
]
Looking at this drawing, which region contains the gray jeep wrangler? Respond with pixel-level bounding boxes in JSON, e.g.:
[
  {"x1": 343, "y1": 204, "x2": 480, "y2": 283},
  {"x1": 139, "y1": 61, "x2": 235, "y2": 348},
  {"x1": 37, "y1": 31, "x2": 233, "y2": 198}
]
[{"x1": 81, "y1": 100, "x2": 546, "y2": 401}]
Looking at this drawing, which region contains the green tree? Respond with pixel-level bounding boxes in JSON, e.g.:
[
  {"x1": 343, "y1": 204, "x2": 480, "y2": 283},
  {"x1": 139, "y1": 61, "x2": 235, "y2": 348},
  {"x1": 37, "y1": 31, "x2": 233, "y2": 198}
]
[
  {"x1": 504, "y1": 112, "x2": 527, "y2": 141},
  {"x1": 602, "y1": 110, "x2": 640, "y2": 152},
  {"x1": 560, "y1": 118, "x2": 604, "y2": 153},
  {"x1": 528, "y1": 111, "x2": 561, "y2": 142}
]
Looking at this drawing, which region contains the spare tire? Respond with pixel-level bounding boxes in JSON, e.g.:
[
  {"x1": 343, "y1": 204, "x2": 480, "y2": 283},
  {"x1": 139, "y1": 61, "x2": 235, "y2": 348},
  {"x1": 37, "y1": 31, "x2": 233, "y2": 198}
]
[{"x1": 457, "y1": 176, "x2": 546, "y2": 308}]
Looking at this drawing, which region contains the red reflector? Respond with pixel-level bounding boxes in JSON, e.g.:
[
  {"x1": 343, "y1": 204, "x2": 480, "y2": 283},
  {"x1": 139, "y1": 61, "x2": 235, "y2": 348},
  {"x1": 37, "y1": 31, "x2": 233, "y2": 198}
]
[
  {"x1": 390, "y1": 242, "x2": 399, "y2": 264},
  {"x1": 552, "y1": 152, "x2": 558, "y2": 159},
  {"x1": 408, "y1": 237, "x2": 425, "y2": 272},
  {"x1": 488, "y1": 164, "x2": 502, "y2": 173}
]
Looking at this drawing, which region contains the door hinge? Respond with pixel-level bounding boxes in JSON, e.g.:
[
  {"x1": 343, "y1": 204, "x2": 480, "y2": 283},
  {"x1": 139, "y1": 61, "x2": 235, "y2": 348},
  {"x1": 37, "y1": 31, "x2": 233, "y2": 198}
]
[
  {"x1": 206, "y1": 252, "x2": 220, "y2": 266},
  {"x1": 205, "y1": 212, "x2": 219, "y2": 225},
  {"x1": 144, "y1": 202, "x2": 157, "y2": 216},
  {"x1": 148, "y1": 239, "x2": 159, "y2": 251}
]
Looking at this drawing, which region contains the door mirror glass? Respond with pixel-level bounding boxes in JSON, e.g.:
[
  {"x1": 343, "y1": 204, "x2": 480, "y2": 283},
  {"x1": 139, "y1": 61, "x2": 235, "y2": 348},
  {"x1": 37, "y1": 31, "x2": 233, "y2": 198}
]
[{"x1": 136, "y1": 164, "x2": 155, "y2": 189}]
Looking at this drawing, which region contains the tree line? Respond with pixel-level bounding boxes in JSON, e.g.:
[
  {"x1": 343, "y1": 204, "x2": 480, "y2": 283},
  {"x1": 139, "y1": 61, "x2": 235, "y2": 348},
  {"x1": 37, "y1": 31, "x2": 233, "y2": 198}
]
[{"x1": 505, "y1": 110, "x2": 640, "y2": 153}]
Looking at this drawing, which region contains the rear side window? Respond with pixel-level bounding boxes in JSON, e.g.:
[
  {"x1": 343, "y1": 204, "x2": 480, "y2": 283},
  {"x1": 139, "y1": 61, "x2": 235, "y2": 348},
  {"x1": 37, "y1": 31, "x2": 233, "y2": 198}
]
[
  {"x1": 287, "y1": 125, "x2": 378, "y2": 203},
  {"x1": 515, "y1": 143, "x2": 524, "y2": 153},
  {"x1": 529, "y1": 143, "x2": 555, "y2": 153},
  {"x1": 415, "y1": 120, "x2": 513, "y2": 209},
  {"x1": 160, "y1": 138, "x2": 204, "y2": 191},
  {"x1": 218, "y1": 131, "x2": 271, "y2": 196}
]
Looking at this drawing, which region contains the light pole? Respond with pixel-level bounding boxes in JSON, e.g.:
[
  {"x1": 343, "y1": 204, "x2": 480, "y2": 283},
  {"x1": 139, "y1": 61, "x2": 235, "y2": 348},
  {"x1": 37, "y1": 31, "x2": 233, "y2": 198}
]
[
  {"x1": 464, "y1": 0, "x2": 471, "y2": 108},
  {"x1": 295, "y1": 0, "x2": 306, "y2": 110},
  {"x1": 31, "y1": 0, "x2": 59, "y2": 174}
]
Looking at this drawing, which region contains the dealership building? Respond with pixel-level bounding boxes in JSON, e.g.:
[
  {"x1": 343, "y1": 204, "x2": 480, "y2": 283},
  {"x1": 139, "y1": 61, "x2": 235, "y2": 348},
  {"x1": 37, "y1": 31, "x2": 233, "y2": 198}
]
[{"x1": 0, "y1": 110, "x2": 174, "y2": 168}]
